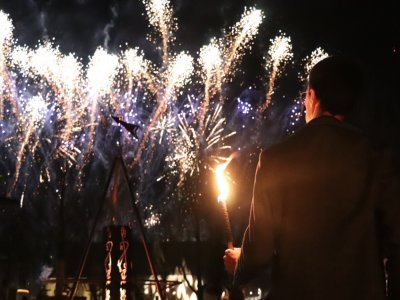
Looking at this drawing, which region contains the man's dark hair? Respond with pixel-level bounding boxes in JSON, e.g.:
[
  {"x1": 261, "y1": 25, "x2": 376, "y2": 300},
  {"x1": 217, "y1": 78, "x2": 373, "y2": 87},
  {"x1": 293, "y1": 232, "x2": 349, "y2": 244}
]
[{"x1": 308, "y1": 56, "x2": 364, "y2": 115}]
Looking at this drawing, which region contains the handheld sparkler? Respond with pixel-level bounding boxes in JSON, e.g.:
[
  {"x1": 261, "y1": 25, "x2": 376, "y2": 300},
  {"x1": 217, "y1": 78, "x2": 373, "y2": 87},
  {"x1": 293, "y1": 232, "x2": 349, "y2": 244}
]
[{"x1": 215, "y1": 154, "x2": 237, "y2": 249}]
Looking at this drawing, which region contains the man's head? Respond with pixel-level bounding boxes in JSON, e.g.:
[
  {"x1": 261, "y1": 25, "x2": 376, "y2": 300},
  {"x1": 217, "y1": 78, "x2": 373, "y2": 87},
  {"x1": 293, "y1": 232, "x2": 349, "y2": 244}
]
[{"x1": 305, "y1": 56, "x2": 364, "y2": 123}]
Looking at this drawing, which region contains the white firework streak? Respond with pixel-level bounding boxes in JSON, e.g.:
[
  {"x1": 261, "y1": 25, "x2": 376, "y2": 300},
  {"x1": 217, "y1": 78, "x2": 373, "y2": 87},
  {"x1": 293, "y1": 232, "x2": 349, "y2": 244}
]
[
  {"x1": 286, "y1": 47, "x2": 328, "y2": 134},
  {"x1": 85, "y1": 47, "x2": 120, "y2": 157},
  {"x1": 0, "y1": 11, "x2": 13, "y2": 55},
  {"x1": 197, "y1": 7, "x2": 263, "y2": 110},
  {"x1": 164, "y1": 52, "x2": 193, "y2": 99},
  {"x1": 198, "y1": 41, "x2": 222, "y2": 137},
  {"x1": 9, "y1": 43, "x2": 84, "y2": 151},
  {"x1": 9, "y1": 95, "x2": 48, "y2": 194},
  {"x1": 150, "y1": 113, "x2": 175, "y2": 143},
  {"x1": 302, "y1": 47, "x2": 329, "y2": 81},
  {"x1": 196, "y1": 9, "x2": 263, "y2": 144},
  {"x1": 0, "y1": 11, "x2": 17, "y2": 118},
  {"x1": 133, "y1": 52, "x2": 193, "y2": 166},
  {"x1": 143, "y1": 0, "x2": 176, "y2": 66},
  {"x1": 29, "y1": 43, "x2": 84, "y2": 147},
  {"x1": 261, "y1": 33, "x2": 293, "y2": 112},
  {"x1": 167, "y1": 102, "x2": 236, "y2": 186},
  {"x1": 122, "y1": 48, "x2": 157, "y2": 95},
  {"x1": 222, "y1": 7, "x2": 264, "y2": 79}
]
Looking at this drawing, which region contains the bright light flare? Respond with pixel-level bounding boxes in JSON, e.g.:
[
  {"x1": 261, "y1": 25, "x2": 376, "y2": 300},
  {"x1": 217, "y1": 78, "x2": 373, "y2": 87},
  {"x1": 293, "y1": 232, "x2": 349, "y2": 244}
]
[
  {"x1": 0, "y1": 10, "x2": 13, "y2": 56},
  {"x1": 238, "y1": 7, "x2": 264, "y2": 40},
  {"x1": 123, "y1": 48, "x2": 149, "y2": 77},
  {"x1": 143, "y1": 0, "x2": 175, "y2": 66},
  {"x1": 199, "y1": 41, "x2": 222, "y2": 76},
  {"x1": 143, "y1": 0, "x2": 173, "y2": 32},
  {"x1": 267, "y1": 33, "x2": 293, "y2": 72},
  {"x1": 260, "y1": 33, "x2": 293, "y2": 112},
  {"x1": 216, "y1": 162, "x2": 229, "y2": 202},
  {"x1": 87, "y1": 47, "x2": 119, "y2": 97},
  {"x1": 25, "y1": 94, "x2": 48, "y2": 122},
  {"x1": 30, "y1": 43, "x2": 61, "y2": 80},
  {"x1": 215, "y1": 153, "x2": 237, "y2": 202},
  {"x1": 59, "y1": 53, "x2": 82, "y2": 91},
  {"x1": 222, "y1": 7, "x2": 264, "y2": 76},
  {"x1": 303, "y1": 47, "x2": 329, "y2": 79},
  {"x1": 166, "y1": 52, "x2": 193, "y2": 94},
  {"x1": 10, "y1": 45, "x2": 31, "y2": 74}
]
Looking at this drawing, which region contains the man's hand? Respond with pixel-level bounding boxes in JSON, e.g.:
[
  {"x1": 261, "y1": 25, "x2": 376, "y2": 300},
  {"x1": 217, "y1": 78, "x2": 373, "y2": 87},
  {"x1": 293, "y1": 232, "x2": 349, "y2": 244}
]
[{"x1": 224, "y1": 247, "x2": 241, "y2": 274}]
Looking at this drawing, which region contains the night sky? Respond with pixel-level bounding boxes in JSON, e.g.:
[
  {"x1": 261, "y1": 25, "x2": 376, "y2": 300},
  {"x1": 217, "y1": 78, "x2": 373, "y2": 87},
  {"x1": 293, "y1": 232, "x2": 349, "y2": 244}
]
[{"x1": 1, "y1": 0, "x2": 399, "y2": 141}]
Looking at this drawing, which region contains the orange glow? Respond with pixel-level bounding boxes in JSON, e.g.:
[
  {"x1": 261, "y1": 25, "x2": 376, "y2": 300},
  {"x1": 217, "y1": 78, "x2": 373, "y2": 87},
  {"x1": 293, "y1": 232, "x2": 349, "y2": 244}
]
[
  {"x1": 216, "y1": 162, "x2": 229, "y2": 202},
  {"x1": 215, "y1": 152, "x2": 238, "y2": 202}
]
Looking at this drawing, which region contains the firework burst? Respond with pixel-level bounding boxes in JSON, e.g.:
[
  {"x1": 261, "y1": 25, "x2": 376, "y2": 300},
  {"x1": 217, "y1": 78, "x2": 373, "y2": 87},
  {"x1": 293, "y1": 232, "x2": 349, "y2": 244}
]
[
  {"x1": 222, "y1": 7, "x2": 264, "y2": 79},
  {"x1": 261, "y1": 33, "x2": 293, "y2": 112},
  {"x1": 286, "y1": 47, "x2": 329, "y2": 134},
  {"x1": 1, "y1": 0, "x2": 322, "y2": 235},
  {"x1": 302, "y1": 47, "x2": 329, "y2": 80}
]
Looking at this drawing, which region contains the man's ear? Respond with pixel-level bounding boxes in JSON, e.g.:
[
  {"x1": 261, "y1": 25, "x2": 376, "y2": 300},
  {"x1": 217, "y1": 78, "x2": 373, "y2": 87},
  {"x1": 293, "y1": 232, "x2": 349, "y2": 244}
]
[{"x1": 309, "y1": 88, "x2": 320, "y2": 111}]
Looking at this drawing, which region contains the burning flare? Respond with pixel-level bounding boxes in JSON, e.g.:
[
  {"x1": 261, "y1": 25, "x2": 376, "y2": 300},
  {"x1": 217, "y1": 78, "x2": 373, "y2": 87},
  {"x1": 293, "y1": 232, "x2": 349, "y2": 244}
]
[
  {"x1": 215, "y1": 153, "x2": 237, "y2": 202},
  {"x1": 216, "y1": 162, "x2": 229, "y2": 202}
]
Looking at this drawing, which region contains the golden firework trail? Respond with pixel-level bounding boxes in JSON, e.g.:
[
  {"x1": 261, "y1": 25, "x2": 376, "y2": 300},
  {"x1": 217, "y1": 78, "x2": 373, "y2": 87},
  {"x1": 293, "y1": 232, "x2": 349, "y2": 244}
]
[{"x1": 261, "y1": 33, "x2": 293, "y2": 112}]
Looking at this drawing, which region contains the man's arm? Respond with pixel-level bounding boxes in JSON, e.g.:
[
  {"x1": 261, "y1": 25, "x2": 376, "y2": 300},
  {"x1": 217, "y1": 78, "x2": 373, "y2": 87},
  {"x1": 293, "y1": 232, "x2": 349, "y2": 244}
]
[{"x1": 233, "y1": 150, "x2": 276, "y2": 286}]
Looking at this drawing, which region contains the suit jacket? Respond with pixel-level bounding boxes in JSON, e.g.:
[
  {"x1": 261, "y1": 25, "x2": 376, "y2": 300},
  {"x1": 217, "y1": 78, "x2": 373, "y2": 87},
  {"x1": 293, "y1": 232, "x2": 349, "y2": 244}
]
[{"x1": 235, "y1": 116, "x2": 400, "y2": 300}]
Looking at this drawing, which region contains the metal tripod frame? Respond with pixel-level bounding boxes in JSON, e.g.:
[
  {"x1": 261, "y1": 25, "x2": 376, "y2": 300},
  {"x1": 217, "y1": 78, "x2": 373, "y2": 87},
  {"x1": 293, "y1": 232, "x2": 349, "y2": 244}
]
[{"x1": 69, "y1": 155, "x2": 164, "y2": 300}]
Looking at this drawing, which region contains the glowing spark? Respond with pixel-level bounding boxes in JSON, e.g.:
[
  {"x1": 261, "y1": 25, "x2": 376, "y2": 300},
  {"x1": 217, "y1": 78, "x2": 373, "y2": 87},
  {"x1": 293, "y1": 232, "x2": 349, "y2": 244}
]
[
  {"x1": 123, "y1": 48, "x2": 149, "y2": 78},
  {"x1": 144, "y1": 213, "x2": 161, "y2": 228},
  {"x1": 84, "y1": 48, "x2": 120, "y2": 156},
  {"x1": 287, "y1": 48, "x2": 328, "y2": 134},
  {"x1": 144, "y1": 0, "x2": 173, "y2": 32},
  {"x1": 223, "y1": 7, "x2": 264, "y2": 77},
  {"x1": 9, "y1": 95, "x2": 48, "y2": 193},
  {"x1": 165, "y1": 52, "x2": 193, "y2": 96},
  {"x1": 261, "y1": 33, "x2": 293, "y2": 112},
  {"x1": 216, "y1": 162, "x2": 229, "y2": 202},
  {"x1": 267, "y1": 34, "x2": 293, "y2": 69},
  {"x1": 20, "y1": 190, "x2": 24, "y2": 207},
  {"x1": 0, "y1": 11, "x2": 16, "y2": 117},
  {"x1": 59, "y1": 53, "x2": 82, "y2": 92},
  {"x1": 215, "y1": 152, "x2": 237, "y2": 203},
  {"x1": 0, "y1": 11, "x2": 13, "y2": 60},
  {"x1": 199, "y1": 41, "x2": 222, "y2": 76},
  {"x1": 30, "y1": 43, "x2": 62, "y2": 82},
  {"x1": 167, "y1": 102, "x2": 235, "y2": 186},
  {"x1": 198, "y1": 41, "x2": 223, "y2": 136},
  {"x1": 87, "y1": 47, "x2": 119, "y2": 97},
  {"x1": 25, "y1": 95, "x2": 48, "y2": 121},
  {"x1": 143, "y1": 0, "x2": 175, "y2": 65},
  {"x1": 150, "y1": 113, "x2": 175, "y2": 143},
  {"x1": 303, "y1": 47, "x2": 329, "y2": 79},
  {"x1": 9, "y1": 45, "x2": 31, "y2": 74}
]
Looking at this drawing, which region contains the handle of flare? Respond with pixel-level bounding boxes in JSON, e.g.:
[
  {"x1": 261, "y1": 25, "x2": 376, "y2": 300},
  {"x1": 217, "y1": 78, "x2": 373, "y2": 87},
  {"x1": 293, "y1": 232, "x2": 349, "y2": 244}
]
[{"x1": 220, "y1": 200, "x2": 234, "y2": 249}]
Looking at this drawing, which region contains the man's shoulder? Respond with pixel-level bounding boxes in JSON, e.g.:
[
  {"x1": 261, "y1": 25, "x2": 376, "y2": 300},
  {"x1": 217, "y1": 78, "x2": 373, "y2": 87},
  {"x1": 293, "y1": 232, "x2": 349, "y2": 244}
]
[
  {"x1": 260, "y1": 124, "x2": 313, "y2": 157},
  {"x1": 260, "y1": 117, "x2": 369, "y2": 161}
]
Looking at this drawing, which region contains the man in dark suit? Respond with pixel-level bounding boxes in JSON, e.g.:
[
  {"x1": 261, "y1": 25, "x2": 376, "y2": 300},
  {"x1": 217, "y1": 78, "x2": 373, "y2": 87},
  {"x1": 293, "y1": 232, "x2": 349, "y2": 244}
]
[{"x1": 224, "y1": 56, "x2": 400, "y2": 299}]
